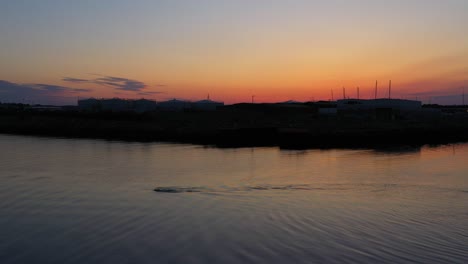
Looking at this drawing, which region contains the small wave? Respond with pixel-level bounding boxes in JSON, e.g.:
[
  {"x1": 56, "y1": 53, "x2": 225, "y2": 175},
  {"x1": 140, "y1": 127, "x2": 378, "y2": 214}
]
[
  {"x1": 249, "y1": 185, "x2": 313, "y2": 191},
  {"x1": 154, "y1": 187, "x2": 207, "y2": 193},
  {"x1": 30, "y1": 176, "x2": 51, "y2": 181},
  {"x1": 4, "y1": 174, "x2": 22, "y2": 179},
  {"x1": 154, "y1": 184, "x2": 317, "y2": 194}
]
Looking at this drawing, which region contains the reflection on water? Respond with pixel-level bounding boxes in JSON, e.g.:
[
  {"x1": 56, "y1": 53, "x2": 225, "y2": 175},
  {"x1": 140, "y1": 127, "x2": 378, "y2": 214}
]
[{"x1": 0, "y1": 134, "x2": 467, "y2": 264}]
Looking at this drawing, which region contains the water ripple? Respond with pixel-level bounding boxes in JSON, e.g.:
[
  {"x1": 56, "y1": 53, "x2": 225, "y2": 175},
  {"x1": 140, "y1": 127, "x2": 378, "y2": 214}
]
[
  {"x1": 154, "y1": 184, "x2": 332, "y2": 193},
  {"x1": 2, "y1": 135, "x2": 468, "y2": 264}
]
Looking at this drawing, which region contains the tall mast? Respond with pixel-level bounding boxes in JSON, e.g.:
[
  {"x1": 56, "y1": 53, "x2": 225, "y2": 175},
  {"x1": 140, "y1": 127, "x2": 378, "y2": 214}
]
[{"x1": 389, "y1": 80, "x2": 392, "y2": 99}]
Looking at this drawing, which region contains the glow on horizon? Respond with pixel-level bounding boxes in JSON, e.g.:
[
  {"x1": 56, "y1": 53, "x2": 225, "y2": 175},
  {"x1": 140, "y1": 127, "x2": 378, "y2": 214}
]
[{"x1": 1, "y1": 0, "x2": 468, "y2": 105}]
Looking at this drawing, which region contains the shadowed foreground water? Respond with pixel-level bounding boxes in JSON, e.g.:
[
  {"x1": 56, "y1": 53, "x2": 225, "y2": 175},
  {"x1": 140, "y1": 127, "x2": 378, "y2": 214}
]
[{"x1": 0, "y1": 134, "x2": 467, "y2": 263}]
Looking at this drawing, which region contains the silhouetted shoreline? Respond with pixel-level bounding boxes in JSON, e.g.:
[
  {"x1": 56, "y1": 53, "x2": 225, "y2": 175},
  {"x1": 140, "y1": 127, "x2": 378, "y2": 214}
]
[{"x1": 1, "y1": 107, "x2": 468, "y2": 149}]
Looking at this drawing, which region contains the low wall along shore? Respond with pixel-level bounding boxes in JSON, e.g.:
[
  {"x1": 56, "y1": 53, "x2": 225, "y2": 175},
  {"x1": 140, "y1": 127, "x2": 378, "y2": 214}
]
[{"x1": 1, "y1": 108, "x2": 468, "y2": 149}]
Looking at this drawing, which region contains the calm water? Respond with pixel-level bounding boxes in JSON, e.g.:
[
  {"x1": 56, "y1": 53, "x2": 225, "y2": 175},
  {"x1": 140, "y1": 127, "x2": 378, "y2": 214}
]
[{"x1": 0, "y1": 134, "x2": 467, "y2": 264}]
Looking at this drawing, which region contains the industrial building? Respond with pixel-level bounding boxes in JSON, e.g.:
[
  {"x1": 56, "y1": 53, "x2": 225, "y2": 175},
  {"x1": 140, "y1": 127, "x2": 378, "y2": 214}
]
[
  {"x1": 337, "y1": 99, "x2": 421, "y2": 111},
  {"x1": 78, "y1": 97, "x2": 224, "y2": 112},
  {"x1": 336, "y1": 99, "x2": 422, "y2": 120},
  {"x1": 78, "y1": 98, "x2": 157, "y2": 112},
  {"x1": 157, "y1": 99, "x2": 191, "y2": 111},
  {"x1": 192, "y1": 99, "x2": 224, "y2": 111}
]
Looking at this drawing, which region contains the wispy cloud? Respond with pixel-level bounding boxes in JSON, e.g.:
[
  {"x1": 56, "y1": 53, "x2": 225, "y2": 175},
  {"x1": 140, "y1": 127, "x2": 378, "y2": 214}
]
[
  {"x1": 62, "y1": 77, "x2": 90, "y2": 83},
  {"x1": 0, "y1": 80, "x2": 90, "y2": 104},
  {"x1": 94, "y1": 76, "x2": 146, "y2": 91},
  {"x1": 63, "y1": 75, "x2": 165, "y2": 93},
  {"x1": 0, "y1": 80, "x2": 90, "y2": 95},
  {"x1": 393, "y1": 82, "x2": 466, "y2": 104},
  {"x1": 138, "y1": 91, "x2": 166, "y2": 96},
  {"x1": 406, "y1": 86, "x2": 465, "y2": 97},
  {"x1": 72, "y1": 88, "x2": 92, "y2": 92},
  {"x1": 30, "y1": 83, "x2": 91, "y2": 93}
]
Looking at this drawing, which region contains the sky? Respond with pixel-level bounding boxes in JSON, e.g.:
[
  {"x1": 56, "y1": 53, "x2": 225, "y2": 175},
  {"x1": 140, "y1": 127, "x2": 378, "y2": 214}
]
[{"x1": 1, "y1": 0, "x2": 468, "y2": 105}]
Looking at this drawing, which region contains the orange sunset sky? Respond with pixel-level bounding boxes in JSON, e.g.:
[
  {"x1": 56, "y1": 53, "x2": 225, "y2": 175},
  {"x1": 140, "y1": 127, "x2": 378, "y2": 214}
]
[{"x1": 1, "y1": 0, "x2": 468, "y2": 105}]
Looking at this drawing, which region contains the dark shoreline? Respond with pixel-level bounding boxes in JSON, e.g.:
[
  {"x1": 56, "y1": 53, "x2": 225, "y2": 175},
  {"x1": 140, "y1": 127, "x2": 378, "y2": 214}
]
[{"x1": 1, "y1": 110, "x2": 468, "y2": 149}]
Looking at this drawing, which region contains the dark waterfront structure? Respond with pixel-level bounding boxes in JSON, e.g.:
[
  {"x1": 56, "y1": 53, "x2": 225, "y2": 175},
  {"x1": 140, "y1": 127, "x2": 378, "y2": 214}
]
[
  {"x1": 2, "y1": 98, "x2": 468, "y2": 149},
  {"x1": 78, "y1": 98, "x2": 158, "y2": 113},
  {"x1": 337, "y1": 98, "x2": 422, "y2": 120},
  {"x1": 77, "y1": 98, "x2": 224, "y2": 112}
]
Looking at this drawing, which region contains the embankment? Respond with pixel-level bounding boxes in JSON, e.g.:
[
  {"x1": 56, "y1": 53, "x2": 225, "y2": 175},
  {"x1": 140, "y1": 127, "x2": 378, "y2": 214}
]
[{"x1": 1, "y1": 110, "x2": 467, "y2": 149}]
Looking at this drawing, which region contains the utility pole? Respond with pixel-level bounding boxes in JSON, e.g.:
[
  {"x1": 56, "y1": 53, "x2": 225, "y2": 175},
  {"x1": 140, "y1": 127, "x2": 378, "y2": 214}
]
[
  {"x1": 331, "y1": 89, "x2": 334, "y2": 101},
  {"x1": 357, "y1": 87, "x2": 360, "y2": 100},
  {"x1": 343, "y1": 87, "x2": 346, "y2": 99},
  {"x1": 375, "y1": 80, "x2": 378, "y2": 99},
  {"x1": 251, "y1": 95, "x2": 255, "y2": 104}
]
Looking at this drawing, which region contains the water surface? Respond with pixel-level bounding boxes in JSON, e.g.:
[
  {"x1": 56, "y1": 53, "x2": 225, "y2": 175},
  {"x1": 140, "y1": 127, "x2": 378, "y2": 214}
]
[{"x1": 0, "y1": 135, "x2": 467, "y2": 263}]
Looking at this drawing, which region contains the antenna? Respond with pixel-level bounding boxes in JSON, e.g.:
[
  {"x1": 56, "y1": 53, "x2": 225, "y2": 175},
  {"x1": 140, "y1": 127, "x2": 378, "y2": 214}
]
[
  {"x1": 343, "y1": 87, "x2": 346, "y2": 99},
  {"x1": 207, "y1": 94, "x2": 210, "y2": 100},
  {"x1": 251, "y1": 95, "x2": 255, "y2": 104},
  {"x1": 331, "y1": 89, "x2": 334, "y2": 101},
  {"x1": 375, "y1": 80, "x2": 378, "y2": 99},
  {"x1": 357, "y1": 87, "x2": 360, "y2": 100},
  {"x1": 389, "y1": 80, "x2": 392, "y2": 99}
]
